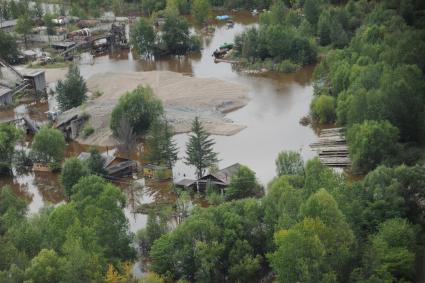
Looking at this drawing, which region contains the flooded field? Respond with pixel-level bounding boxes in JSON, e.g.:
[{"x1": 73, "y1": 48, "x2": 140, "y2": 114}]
[{"x1": 0, "y1": 12, "x2": 318, "y2": 233}]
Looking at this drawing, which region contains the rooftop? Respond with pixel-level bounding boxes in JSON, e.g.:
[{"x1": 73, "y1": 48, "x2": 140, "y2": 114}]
[
  {"x1": 0, "y1": 19, "x2": 17, "y2": 29},
  {"x1": 0, "y1": 86, "x2": 12, "y2": 97}
]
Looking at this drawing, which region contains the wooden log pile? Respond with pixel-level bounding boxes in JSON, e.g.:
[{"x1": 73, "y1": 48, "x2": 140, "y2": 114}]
[{"x1": 310, "y1": 127, "x2": 351, "y2": 167}]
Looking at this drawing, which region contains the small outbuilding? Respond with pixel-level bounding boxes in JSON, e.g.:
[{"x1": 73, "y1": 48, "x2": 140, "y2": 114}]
[
  {"x1": 0, "y1": 87, "x2": 13, "y2": 106},
  {"x1": 174, "y1": 163, "x2": 242, "y2": 192},
  {"x1": 23, "y1": 70, "x2": 46, "y2": 94},
  {"x1": 0, "y1": 19, "x2": 17, "y2": 32}
]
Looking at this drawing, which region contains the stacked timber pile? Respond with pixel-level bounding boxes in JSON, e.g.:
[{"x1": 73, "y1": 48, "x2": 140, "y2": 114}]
[{"x1": 310, "y1": 127, "x2": 350, "y2": 167}]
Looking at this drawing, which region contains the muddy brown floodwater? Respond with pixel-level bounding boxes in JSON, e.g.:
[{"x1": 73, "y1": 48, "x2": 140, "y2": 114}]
[{"x1": 0, "y1": 12, "x2": 318, "y2": 235}]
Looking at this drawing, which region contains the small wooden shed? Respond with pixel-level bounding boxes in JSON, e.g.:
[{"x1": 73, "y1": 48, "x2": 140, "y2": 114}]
[
  {"x1": 24, "y1": 70, "x2": 46, "y2": 95},
  {"x1": 0, "y1": 87, "x2": 13, "y2": 106}
]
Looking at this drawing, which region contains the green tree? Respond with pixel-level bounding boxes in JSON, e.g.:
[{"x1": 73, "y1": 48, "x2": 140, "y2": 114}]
[
  {"x1": 15, "y1": 14, "x2": 33, "y2": 48},
  {"x1": 275, "y1": 150, "x2": 304, "y2": 176},
  {"x1": 268, "y1": 218, "x2": 327, "y2": 283},
  {"x1": 191, "y1": 0, "x2": 211, "y2": 25},
  {"x1": 71, "y1": 176, "x2": 136, "y2": 261},
  {"x1": 85, "y1": 148, "x2": 106, "y2": 175},
  {"x1": 130, "y1": 18, "x2": 156, "y2": 56},
  {"x1": 300, "y1": 188, "x2": 355, "y2": 274},
  {"x1": 25, "y1": 249, "x2": 61, "y2": 283},
  {"x1": 347, "y1": 120, "x2": 399, "y2": 173},
  {"x1": 304, "y1": 0, "x2": 320, "y2": 27},
  {"x1": 226, "y1": 165, "x2": 263, "y2": 200},
  {"x1": 0, "y1": 30, "x2": 19, "y2": 64},
  {"x1": 60, "y1": 157, "x2": 90, "y2": 198},
  {"x1": 56, "y1": 64, "x2": 87, "y2": 111},
  {"x1": 146, "y1": 118, "x2": 178, "y2": 168},
  {"x1": 317, "y1": 10, "x2": 332, "y2": 46},
  {"x1": 162, "y1": 13, "x2": 194, "y2": 55},
  {"x1": 31, "y1": 127, "x2": 66, "y2": 164},
  {"x1": 310, "y1": 95, "x2": 336, "y2": 123},
  {"x1": 110, "y1": 86, "x2": 163, "y2": 136},
  {"x1": 0, "y1": 124, "x2": 22, "y2": 174},
  {"x1": 43, "y1": 13, "x2": 55, "y2": 36},
  {"x1": 185, "y1": 117, "x2": 219, "y2": 179},
  {"x1": 353, "y1": 218, "x2": 416, "y2": 282}
]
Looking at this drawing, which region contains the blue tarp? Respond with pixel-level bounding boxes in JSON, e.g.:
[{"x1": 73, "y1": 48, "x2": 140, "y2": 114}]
[{"x1": 216, "y1": 15, "x2": 231, "y2": 21}]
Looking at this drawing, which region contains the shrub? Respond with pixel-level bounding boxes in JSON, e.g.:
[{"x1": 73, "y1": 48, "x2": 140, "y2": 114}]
[
  {"x1": 310, "y1": 95, "x2": 336, "y2": 124},
  {"x1": 347, "y1": 120, "x2": 400, "y2": 173}
]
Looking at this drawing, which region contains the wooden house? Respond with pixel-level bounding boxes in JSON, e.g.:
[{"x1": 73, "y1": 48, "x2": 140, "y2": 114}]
[
  {"x1": 175, "y1": 163, "x2": 242, "y2": 193},
  {"x1": 55, "y1": 110, "x2": 87, "y2": 140},
  {"x1": 0, "y1": 87, "x2": 13, "y2": 106},
  {"x1": 24, "y1": 70, "x2": 46, "y2": 95}
]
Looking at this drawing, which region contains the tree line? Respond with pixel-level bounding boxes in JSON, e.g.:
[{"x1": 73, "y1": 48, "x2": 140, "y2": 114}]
[
  {"x1": 143, "y1": 151, "x2": 425, "y2": 282},
  {"x1": 310, "y1": 0, "x2": 425, "y2": 173}
]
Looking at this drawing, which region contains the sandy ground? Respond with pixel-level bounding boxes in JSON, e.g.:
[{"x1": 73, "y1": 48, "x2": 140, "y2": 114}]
[{"x1": 58, "y1": 71, "x2": 249, "y2": 146}]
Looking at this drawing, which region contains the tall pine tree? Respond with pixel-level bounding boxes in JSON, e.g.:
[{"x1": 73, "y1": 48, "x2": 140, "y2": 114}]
[
  {"x1": 56, "y1": 64, "x2": 87, "y2": 111},
  {"x1": 146, "y1": 118, "x2": 178, "y2": 168},
  {"x1": 185, "y1": 117, "x2": 218, "y2": 179}
]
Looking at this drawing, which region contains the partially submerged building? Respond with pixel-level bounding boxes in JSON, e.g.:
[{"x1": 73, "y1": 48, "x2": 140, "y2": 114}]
[
  {"x1": 23, "y1": 70, "x2": 46, "y2": 95},
  {"x1": 0, "y1": 87, "x2": 13, "y2": 105},
  {"x1": 175, "y1": 163, "x2": 242, "y2": 192},
  {"x1": 78, "y1": 152, "x2": 137, "y2": 178},
  {"x1": 0, "y1": 19, "x2": 17, "y2": 32},
  {"x1": 55, "y1": 110, "x2": 88, "y2": 140}
]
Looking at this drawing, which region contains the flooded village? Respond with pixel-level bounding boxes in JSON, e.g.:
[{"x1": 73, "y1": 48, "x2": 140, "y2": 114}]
[
  {"x1": 1, "y1": 1, "x2": 424, "y2": 282},
  {"x1": 0, "y1": 10, "x2": 319, "y2": 227}
]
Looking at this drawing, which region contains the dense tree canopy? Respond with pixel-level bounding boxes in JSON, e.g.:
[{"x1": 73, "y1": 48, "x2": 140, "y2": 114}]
[
  {"x1": 110, "y1": 86, "x2": 163, "y2": 136},
  {"x1": 0, "y1": 30, "x2": 19, "y2": 64},
  {"x1": 30, "y1": 127, "x2": 66, "y2": 165},
  {"x1": 0, "y1": 124, "x2": 22, "y2": 174}
]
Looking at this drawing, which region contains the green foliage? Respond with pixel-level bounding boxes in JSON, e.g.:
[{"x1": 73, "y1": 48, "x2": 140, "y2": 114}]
[
  {"x1": 146, "y1": 118, "x2": 179, "y2": 168},
  {"x1": 25, "y1": 249, "x2": 61, "y2": 283},
  {"x1": 60, "y1": 157, "x2": 90, "y2": 198},
  {"x1": 304, "y1": 0, "x2": 320, "y2": 27},
  {"x1": 226, "y1": 165, "x2": 263, "y2": 201},
  {"x1": 347, "y1": 120, "x2": 399, "y2": 173},
  {"x1": 43, "y1": 13, "x2": 56, "y2": 36},
  {"x1": 130, "y1": 18, "x2": 157, "y2": 56},
  {"x1": 191, "y1": 0, "x2": 211, "y2": 25},
  {"x1": 85, "y1": 148, "x2": 106, "y2": 175},
  {"x1": 82, "y1": 125, "x2": 94, "y2": 137},
  {"x1": 310, "y1": 95, "x2": 336, "y2": 123},
  {"x1": 185, "y1": 117, "x2": 219, "y2": 179},
  {"x1": 137, "y1": 211, "x2": 170, "y2": 256},
  {"x1": 30, "y1": 127, "x2": 66, "y2": 164},
  {"x1": 56, "y1": 64, "x2": 88, "y2": 111},
  {"x1": 15, "y1": 14, "x2": 33, "y2": 47},
  {"x1": 234, "y1": 25, "x2": 317, "y2": 67},
  {"x1": 0, "y1": 174, "x2": 135, "y2": 282},
  {"x1": 0, "y1": 124, "x2": 22, "y2": 174},
  {"x1": 275, "y1": 150, "x2": 304, "y2": 177},
  {"x1": 71, "y1": 176, "x2": 136, "y2": 261},
  {"x1": 352, "y1": 218, "x2": 416, "y2": 282},
  {"x1": 141, "y1": 0, "x2": 166, "y2": 16},
  {"x1": 161, "y1": 13, "x2": 199, "y2": 55},
  {"x1": 0, "y1": 30, "x2": 19, "y2": 64},
  {"x1": 150, "y1": 199, "x2": 266, "y2": 281},
  {"x1": 110, "y1": 86, "x2": 163, "y2": 136}
]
